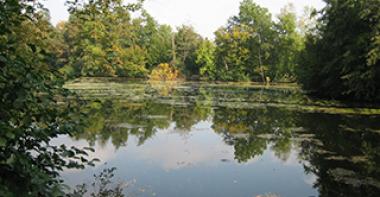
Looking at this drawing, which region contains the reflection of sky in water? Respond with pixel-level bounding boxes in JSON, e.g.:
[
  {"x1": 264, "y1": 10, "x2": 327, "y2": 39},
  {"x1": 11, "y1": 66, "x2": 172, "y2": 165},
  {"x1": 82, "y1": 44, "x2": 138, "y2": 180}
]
[
  {"x1": 58, "y1": 80, "x2": 380, "y2": 196},
  {"x1": 56, "y1": 121, "x2": 318, "y2": 197}
]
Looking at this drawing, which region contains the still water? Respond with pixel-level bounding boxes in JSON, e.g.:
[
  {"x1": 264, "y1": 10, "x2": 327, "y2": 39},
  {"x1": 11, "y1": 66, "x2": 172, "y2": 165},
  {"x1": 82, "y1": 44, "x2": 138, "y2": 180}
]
[{"x1": 59, "y1": 78, "x2": 380, "y2": 197}]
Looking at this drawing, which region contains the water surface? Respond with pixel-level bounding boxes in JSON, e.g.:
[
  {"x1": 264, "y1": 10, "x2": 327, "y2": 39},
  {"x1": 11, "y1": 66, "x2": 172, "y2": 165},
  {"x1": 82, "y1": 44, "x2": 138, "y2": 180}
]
[{"x1": 59, "y1": 78, "x2": 380, "y2": 197}]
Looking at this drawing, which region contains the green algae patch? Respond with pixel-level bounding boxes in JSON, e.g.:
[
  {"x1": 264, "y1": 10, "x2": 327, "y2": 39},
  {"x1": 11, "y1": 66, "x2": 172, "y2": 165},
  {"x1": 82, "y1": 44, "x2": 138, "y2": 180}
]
[{"x1": 65, "y1": 78, "x2": 380, "y2": 115}]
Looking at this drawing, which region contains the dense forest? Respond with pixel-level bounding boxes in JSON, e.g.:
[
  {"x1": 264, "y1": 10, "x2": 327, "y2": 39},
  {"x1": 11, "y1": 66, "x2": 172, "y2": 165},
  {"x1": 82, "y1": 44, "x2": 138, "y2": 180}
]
[
  {"x1": 0, "y1": 0, "x2": 380, "y2": 196},
  {"x1": 55, "y1": 0, "x2": 306, "y2": 82},
  {"x1": 2, "y1": 0, "x2": 379, "y2": 101}
]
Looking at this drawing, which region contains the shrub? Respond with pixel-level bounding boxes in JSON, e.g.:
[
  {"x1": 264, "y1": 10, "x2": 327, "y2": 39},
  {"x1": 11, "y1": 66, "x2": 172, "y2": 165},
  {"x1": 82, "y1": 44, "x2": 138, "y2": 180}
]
[{"x1": 149, "y1": 63, "x2": 180, "y2": 81}]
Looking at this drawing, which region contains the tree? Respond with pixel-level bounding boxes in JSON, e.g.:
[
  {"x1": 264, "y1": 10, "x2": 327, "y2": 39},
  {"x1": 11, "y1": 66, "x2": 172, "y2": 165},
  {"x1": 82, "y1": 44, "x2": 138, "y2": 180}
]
[
  {"x1": 272, "y1": 4, "x2": 304, "y2": 81},
  {"x1": 214, "y1": 0, "x2": 275, "y2": 82},
  {"x1": 196, "y1": 39, "x2": 217, "y2": 80},
  {"x1": 0, "y1": 1, "x2": 95, "y2": 195},
  {"x1": 297, "y1": 0, "x2": 380, "y2": 101},
  {"x1": 146, "y1": 25, "x2": 174, "y2": 69},
  {"x1": 214, "y1": 26, "x2": 252, "y2": 81},
  {"x1": 174, "y1": 25, "x2": 203, "y2": 77},
  {"x1": 63, "y1": 0, "x2": 148, "y2": 77}
]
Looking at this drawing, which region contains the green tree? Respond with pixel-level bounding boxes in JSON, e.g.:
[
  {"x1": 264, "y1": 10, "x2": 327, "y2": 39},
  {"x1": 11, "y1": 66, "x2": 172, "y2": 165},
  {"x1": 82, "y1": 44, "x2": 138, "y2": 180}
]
[
  {"x1": 64, "y1": 0, "x2": 148, "y2": 78},
  {"x1": 298, "y1": 0, "x2": 380, "y2": 101},
  {"x1": 214, "y1": 26, "x2": 251, "y2": 81},
  {"x1": 174, "y1": 25, "x2": 203, "y2": 77},
  {"x1": 0, "y1": 1, "x2": 95, "y2": 195},
  {"x1": 146, "y1": 25, "x2": 173, "y2": 69},
  {"x1": 195, "y1": 39, "x2": 217, "y2": 80},
  {"x1": 214, "y1": 0, "x2": 275, "y2": 81},
  {"x1": 272, "y1": 4, "x2": 304, "y2": 81}
]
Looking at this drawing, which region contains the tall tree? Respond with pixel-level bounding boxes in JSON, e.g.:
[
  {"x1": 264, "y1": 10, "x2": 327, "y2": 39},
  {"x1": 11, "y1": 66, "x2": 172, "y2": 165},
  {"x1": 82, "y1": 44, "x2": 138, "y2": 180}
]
[
  {"x1": 174, "y1": 25, "x2": 203, "y2": 77},
  {"x1": 298, "y1": 0, "x2": 380, "y2": 101},
  {"x1": 214, "y1": 0, "x2": 275, "y2": 81},
  {"x1": 214, "y1": 26, "x2": 252, "y2": 81},
  {"x1": 196, "y1": 39, "x2": 217, "y2": 80},
  {"x1": 64, "y1": 0, "x2": 148, "y2": 77},
  {"x1": 146, "y1": 24, "x2": 173, "y2": 69},
  {"x1": 272, "y1": 4, "x2": 304, "y2": 81}
]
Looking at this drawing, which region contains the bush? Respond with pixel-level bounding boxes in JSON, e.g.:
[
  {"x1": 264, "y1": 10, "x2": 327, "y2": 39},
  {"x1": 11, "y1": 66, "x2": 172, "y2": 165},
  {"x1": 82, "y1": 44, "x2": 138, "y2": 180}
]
[{"x1": 149, "y1": 63, "x2": 180, "y2": 81}]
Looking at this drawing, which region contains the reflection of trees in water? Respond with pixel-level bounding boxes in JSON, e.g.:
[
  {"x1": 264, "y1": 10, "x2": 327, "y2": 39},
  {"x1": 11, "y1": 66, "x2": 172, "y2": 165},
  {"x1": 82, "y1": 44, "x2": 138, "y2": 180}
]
[
  {"x1": 78, "y1": 99, "x2": 299, "y2": 163},
  {"x1": 75, "y1": 100, "x2": 172, "y2": 148},
  {"x1": 213, "y1": 107, "x2": 298, "y2": 162},
  {"x1": 75, "y1": 84, "x2": 215, "y2": 148},
  {"x1": 148, "y1": 81, "x2": 178, "y2": 96},
  {"x1": 297, "y1": 114, "x2": 380, "y2": 197},
  {"x1": 172, "y1": 105, "x2": 210, "y2": 131},
  {"x1": 213, "y1": 107, "x2": 380, "y2": 196},
  {"x1": 74, "y1": 82, "x2": 380, "y2": 196}
]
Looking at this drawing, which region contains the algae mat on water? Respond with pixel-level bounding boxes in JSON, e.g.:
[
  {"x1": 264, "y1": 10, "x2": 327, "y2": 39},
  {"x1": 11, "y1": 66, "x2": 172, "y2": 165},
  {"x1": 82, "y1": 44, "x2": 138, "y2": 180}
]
[{"x1": 65, "y1": 77, "x2": 380, "y2": 115}]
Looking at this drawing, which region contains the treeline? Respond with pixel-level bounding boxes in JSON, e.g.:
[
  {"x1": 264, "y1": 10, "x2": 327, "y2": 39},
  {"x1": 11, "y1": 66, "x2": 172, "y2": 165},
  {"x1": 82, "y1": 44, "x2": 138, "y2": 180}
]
[
  {"x1": 3, "y1": 0, "x2": 379, "y2": 101},
  {"x1": 38, "y1": 0, "x2": 380, "y2": 101},
  {"x1": 52, "y1": 0, "x2": 204, "y2": 79},
  {"x1": 42, "y1": 0, "x2": 305, "y2": 82}
]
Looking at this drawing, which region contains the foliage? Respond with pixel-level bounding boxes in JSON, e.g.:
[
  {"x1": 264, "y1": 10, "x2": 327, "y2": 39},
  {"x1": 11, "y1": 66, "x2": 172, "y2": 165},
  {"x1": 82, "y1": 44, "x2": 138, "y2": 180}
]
[
  {"x1": 62, "y1": 4, "x2": 205, "y2": 79},
  {"x1": 195, "y1": 39, "x2": 217, "y2": 80},
  {"x1": 47, "y1": 0, "x2": 329, "y2": 86},
  {"x1": 61, "y1": 0, "x2": 309, "y2": 83},
  {"x1": 63, "y1": 0, "x2": 148, "y2": 78},
  {"x1": 214, "y1": 0, "x2": 275, "y2": 82},
  {"x1": 22, "y1": 0, "x2": 380, "y2": 104},
  {"x1": 59, "y1": 1, "x2": 208, "y2": 80},
  {"x1": 0, "y1": 0, "x2": 95, "y2": 196},
  {"x1": 214, "y1": 26, "x2": 251, "y2": 81},
  {"x1": 174, "y1": 25, "x2": 203, "y2": 77},
  {"x1": 149, "y1": 63, "x2": 180, "y2": 81},
  {"x1": 146, "y1": 24, "x2": 174, "y2": 69},
  {"x1": 272, "y1": 4, "x2": 304, "y2": 81},
  {"x1": 297, "y1": 0, "x2": 380, "y2": 101}
]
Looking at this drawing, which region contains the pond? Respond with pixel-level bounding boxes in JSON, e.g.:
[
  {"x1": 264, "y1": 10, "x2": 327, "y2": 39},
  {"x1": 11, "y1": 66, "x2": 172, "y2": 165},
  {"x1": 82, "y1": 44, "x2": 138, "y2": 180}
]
[{"x1": 58, "y1": 78, "x2": 380, "y2": 197}]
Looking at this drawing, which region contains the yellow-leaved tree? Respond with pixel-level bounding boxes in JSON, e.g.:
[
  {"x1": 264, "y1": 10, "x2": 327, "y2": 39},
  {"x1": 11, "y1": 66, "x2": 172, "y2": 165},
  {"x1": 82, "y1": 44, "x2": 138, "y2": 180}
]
[{"x1": 149, "y1": 63, "x2": 180, "y2": 81}]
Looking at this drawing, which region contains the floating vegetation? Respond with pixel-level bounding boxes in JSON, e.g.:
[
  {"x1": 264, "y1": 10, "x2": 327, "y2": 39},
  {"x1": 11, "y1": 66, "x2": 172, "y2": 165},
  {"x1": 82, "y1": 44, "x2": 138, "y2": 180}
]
[
  {"x1": 65, "y1": 78, "x2": 380, "y2": 115},
  {"x1": 329, "y1": 168, "x2": 380, "y2": 189},
  {"x1": 113, "y1": 123, "x2": 147, "y2": 129}
]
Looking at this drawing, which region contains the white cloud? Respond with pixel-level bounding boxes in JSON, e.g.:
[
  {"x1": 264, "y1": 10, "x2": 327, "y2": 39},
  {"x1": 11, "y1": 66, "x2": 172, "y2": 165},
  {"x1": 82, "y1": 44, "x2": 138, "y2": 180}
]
[{"x1": 132, "y1": 122, "x2": 236, "y2": 171}]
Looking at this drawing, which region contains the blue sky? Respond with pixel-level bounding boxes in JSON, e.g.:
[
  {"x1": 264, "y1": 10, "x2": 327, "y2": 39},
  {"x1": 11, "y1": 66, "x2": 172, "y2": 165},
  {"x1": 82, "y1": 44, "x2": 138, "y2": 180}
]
[{"x1": 43, "y1": 0, "x2": 324, "y2": 38}]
